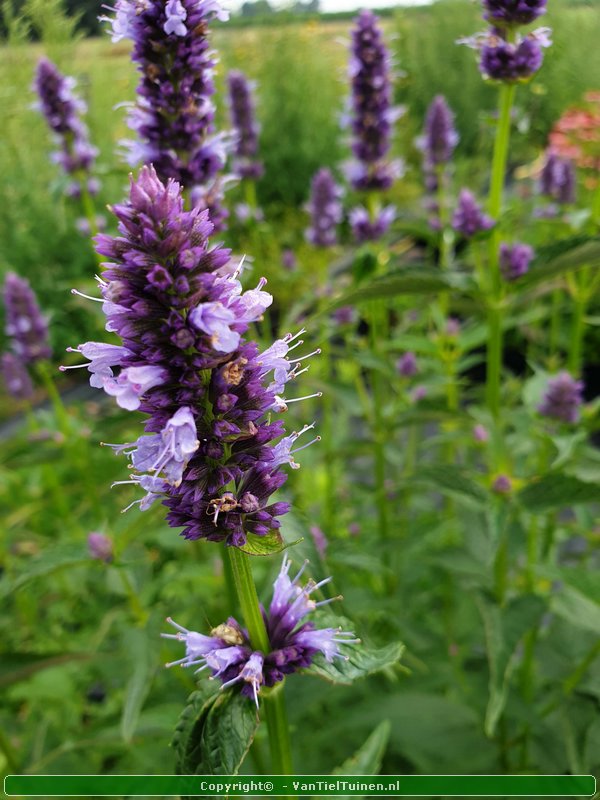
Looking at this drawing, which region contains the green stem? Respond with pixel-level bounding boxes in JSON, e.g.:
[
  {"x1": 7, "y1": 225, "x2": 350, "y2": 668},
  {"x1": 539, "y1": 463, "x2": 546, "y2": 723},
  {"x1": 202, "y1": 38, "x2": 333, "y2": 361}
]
[
  {"x1": 486, "y1": 83, "x2": 516, "y2": 418},
  {"x1": 568, "y1": 278, "x2": 588, "y2": 377},
  {"x1": 549, "y1": 287, "x2": 562, "y2": 363},
  {"x1": 119, "y1": 568, "x2": 148, "y2": 627},
  {"x1": 369, "y1": 301, "x2": 389, "y2": 544},
  {"x1": 227, "y1": 548, "x2": 294, "y2": 775},
  {"x1": 36, "y1": 360, "x2": 70, "y2": 437}
]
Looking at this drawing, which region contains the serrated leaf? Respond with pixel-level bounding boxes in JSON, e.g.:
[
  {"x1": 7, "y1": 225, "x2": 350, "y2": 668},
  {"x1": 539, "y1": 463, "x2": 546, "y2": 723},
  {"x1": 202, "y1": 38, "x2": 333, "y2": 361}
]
[
  {"x1": 0, "y1": 652, "x2": 91, "y2": 690},
  {"x1": 239, "y1": 531, "x2": 302, "y2": 557},
  {"x1": 332, "y1": 720, "x2": 390, "y2": 782},
  {"x1": 413, "y1": 466, "x2": 488, "y2": 506},
  {"x1": 520, "y1": 236, "x2": 600, "y2": 288},
  {"x1": 172, "y1": 683, "x2": 220, "y2": 773},
  {"x1": 518, "y1": 473, "x2": 598, "y2": 512},
  {"x1": 477, "y1": 594, "x2": 546, "y2": 736},
  {"x1": 121, "y1": 628, "x2": 157, "y2": 743},
  {"x1": 305, "y1": 616, "x2": 404, "y2": 685},
  {"x1": 198, "y1": 689, "x2": 259, "y2": 774},
  {"x1": 0, "y1": 543, "x2": 90, "y2": 600}
]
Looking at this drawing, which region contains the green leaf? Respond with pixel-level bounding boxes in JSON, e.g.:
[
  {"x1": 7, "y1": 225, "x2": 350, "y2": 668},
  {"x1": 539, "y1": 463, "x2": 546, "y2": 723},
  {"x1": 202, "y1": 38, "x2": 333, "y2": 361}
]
[
  {"x1": 477, "y1": 594, "x2": 546, "y2": 736},
  {"x1": 324, "y1": 267, "x2": 462, "y2": 312},
  {"x1": 413, "y1": 466, "x2": 488, "y2": 506},
  {"x1": 305, "y1": 617, "x2": 404, "y2": 685},
  {"x1": 0, "y1": 543, "x2": 90, "y2": 600},
  {"x1": 332, "y1": 720, "x2": 390, "y2": 778},
  {"x1": 173, "y1": 685, "x2": 258, "y2": 776},
  {"x1": 197, "y1": 689, "x2": 259, "y2": 774},
  {"x1": 0, "y1": 652, "x2": 91, "y2": 690},
  {"x1": 551, "y1": 584, "x2": 600, "y2": 636},
  {"x1": 239, "y1": 530, "x2": 302, "y2": 557},
  {"x1": 172, "y1": 683, "x2": 220, "y2": 773},
  {"x1": 520, "y1": 236, "x2": 600, "y2": 288},
  {"x1": 518, "y1": 473, "x2": 598, "y2": 512},
  {"x1": 121, "y1": 628, "x2": 157, "y2": 743}
]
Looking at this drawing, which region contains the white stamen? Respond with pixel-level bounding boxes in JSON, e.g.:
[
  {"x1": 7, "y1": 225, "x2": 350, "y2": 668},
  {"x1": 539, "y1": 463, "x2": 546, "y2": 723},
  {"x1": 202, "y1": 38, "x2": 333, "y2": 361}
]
[{"x1": 71, "y1": 288, "x2": 103, "y2": 302}]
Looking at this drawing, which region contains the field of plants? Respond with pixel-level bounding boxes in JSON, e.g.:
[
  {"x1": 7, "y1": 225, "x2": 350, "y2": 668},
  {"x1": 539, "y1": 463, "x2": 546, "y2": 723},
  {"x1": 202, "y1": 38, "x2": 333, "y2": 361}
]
[{"x1": 1, "y1": 0, "x2": 600, "y2": 791}]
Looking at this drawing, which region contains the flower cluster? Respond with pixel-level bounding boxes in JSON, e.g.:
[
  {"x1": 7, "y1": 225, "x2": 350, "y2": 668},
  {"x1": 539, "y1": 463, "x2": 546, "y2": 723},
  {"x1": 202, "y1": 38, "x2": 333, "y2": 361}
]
[
  {"x1": 548, "y1": 94, "x2": 600, "y2": 175},
  {"x1": 349, "y1": 205, "x2": 395, "y2": 243},
  {"x1": 540, "y1": 151, "x2": 576, "y2": 205},
  {"x1": 305, "y1": 169, "x2": 343, "y2": 248},
  {"x1": 64, "y1": 166, "x2": 320, "y2": 547},
  {"x1": 1, "y1": 352, "x2": 34, "y2": 400},
  {"x1": 104, "y1": 0, "x2": 230, "y2": 196},
  {"x1": 34, "y1": 58, "x2": 99, "y2": 199},
  {"x1": 538, "y1": 372, "x2": 584, "y2": 424},
  {"x1": 452, "y1": 189, "x2": 494, "y2": 238},
  {"x1": 460, "y1": 0, "x2": 551, "y2": 84},
  {"x1": 420, "y1": 95, "x2": 459, "y2": 170},
  {"x1": 227, "y1": 70, "x2": 263, "y2": 181},
  {"x1": 3, "y1": 272, "x2": 51, "y2": 364},
  {"x1": 499, "y1": 242, "x2": 534, "y2": 281},
  {"x1": 346, "y1": 9, "x2": 403, "y2": 192},
  {"x1": 162, "y1": 556, "x2": 357, "y2": 705}
]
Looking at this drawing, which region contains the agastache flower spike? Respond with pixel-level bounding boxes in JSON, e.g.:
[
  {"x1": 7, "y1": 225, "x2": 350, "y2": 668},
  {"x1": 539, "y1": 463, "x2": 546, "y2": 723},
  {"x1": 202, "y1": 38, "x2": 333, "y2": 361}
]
[
  {"x1": 305, "y1": 169, "x2": 343, "y2": 248},
  {"x1": 461, "y1": 28, "x2": 552, "y2": 82},
  {"x1": 452, "y1": 189, "x2": 494, "y2": 238},
  {"x1": 3, "y1": 272, "x2": 51, "y2": 364},
  {"x1": 538, "y1": 372, "x2": 584, "y2": 424},
  {"x1": 1, "y1": 352, "x2": 34, "y2": 400},
  {"x1": 104, "y1": 0, "x2": 231, "y2": 196},
  {"x1": 420, "y1": 95, "x2": 459, "y2": 168},
  {"x1": 69, "y1": 165, "x2": 319, "y2": 547},
  {"x1": 483, "y1": 0, "x2": 547, "y2": 28},
  {"x1": 162, "y1": 556, "x2": 358, "y2": 706},
  {"x1": 227, "y1": 70, "x2": 264, "y2": 180},
  {"x1": 540, "y1": 151, "x2": 576, "y2": 205},
  {"x1": 34, "y1": 58, "x2": 100, "y2": 198},
  {"x1": 346, "y1": 9, "x2": 404, "y2": 192}
]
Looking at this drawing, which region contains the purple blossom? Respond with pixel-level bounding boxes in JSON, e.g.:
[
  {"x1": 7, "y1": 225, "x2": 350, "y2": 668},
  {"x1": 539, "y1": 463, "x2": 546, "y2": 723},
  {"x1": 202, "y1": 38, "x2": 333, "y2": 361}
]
[
  {"x1": 452, "y1": 189, "x2": 494, "y2": 238},
  {"x1": 420, "y1": 96, "x2": 459, "y2": 167},
  {"x1": 281, "y1": 248, "x2": 297, "y2": 271},
  {"x1": 347, "y1": 10, "x2": 403, "y2": 191},
  {"x1": 538, "y1": 372, "x2": 584, "y2": 424},
  {"x1": 499, "y1": 242, "x2": 534, "y2": 281},
  {"x1": 349, "y1": 205, "x2": 395, "y2": 243},
  {"x1": 305, "y1": 169, "x2": 343, "y2": 248},
  {"x1": 468, "y1": 29, "x2": 552, "y2": 82},
  {"x1": 332, "y1": 305, "x2": 357, "y2": 326},
  {"x1": 34, "y1": 58, "x2": 99, "y2": 197},
  {"x1": 473, "y1": 424, "x2": 489, "y2": 443},
  {"x1": 70, "y1": 166, "x2": 319, "y2": 547},
  {"x1": 396, "y1": 352, "x2": 418, "y2": 377},
  {"x1": 540, "y1": 152, "x2": 576, "y2": 205},
  {"x1": 483, "y1": 0, "x2": 547, "y2": 28},
  {"x1": 492, "y1": 474, "x2": 512, "y2": 494},
  {"x1": 88, "y1": 532, "x2": 113, "y2": 562},
  {"x1": 227, "y1": 70, "x2": 263, "y2": 180},
  {"x1": 310, "y1": 526, "x2": 328, "y2": 559},
  {"x1": 104, "y1": 0, "x2": 230, "y2": 190},
  {"x1": 3, "y1": 273, "x2": 51, "y2": 364},
  {"x1": 162, "y1": 556, "x2": 357, "y2": 705},
  {"x1": 1, "y1": 352, "x2": 34, "y2": 400}
]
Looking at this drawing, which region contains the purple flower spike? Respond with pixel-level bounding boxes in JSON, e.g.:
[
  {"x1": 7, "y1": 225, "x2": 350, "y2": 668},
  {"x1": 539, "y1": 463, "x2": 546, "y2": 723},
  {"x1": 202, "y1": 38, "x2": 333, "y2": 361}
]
[
  {"x1": 162, "y1": 556, "x2": 358, "y2": 704},
  {"x1": 499, "y1": 242, "x2": 534, "y2": 281},
  {"x1": 538, "y1": 372, "x2": 584, "y2": 424},
  {"x1": 422, "y1": 96, "x2": 459, "y2": 167},
  {"x1": 1, "y1": 352, "x2": 34, "y2": 400},
  {"x1": 349, "y1": 205, "x2": 395, "y2": 243},
  {"x1": 483, "y1": 0, "x2": 547, "y2": 28},
  {"x1": 70, "y1": 166, "x2": 320, "y2": 547},
  {"x1": 540, "y1": 152, "x2": 576, "y2": 205},
  {"x1": 305, "y1": 169, "x2": 343, "y2": 248},
  {"x1": 396, "y1": 352, "x2": 418, "y2": 377},
  {"x1": 88, "y1": 532, "x2": 113, "y2": 562},
  {"x1": 452, "y1": 189, "x2": 494, "y2": 238},
  {"x1": 227, "y1": 70, "x2": 263, "y2": 181},
  {"x1": 347, "y1": 10, "x2": 403, "y2": 191},
  {"x1": 34, "y1": 58, "x2": 99, "y2": 197},
  {"x1": 3, "y1": 273, "x2": 51, "y2": 364},
  {"x1": 492, "y1": 474, "x2": 512, "y2": 494},
  {"x1": 105, "y1": 0, "x2": 230, "y2": 191},
  {"x1": 478, "y1": 29, "x2": 551, "y2": 82}
]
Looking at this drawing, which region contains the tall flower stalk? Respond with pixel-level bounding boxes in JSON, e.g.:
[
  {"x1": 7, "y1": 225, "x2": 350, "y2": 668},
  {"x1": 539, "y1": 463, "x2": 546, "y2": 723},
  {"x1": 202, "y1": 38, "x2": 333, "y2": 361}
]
[{"x1": 104, "y1": 0, "x2": 230, "y2": 210}]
